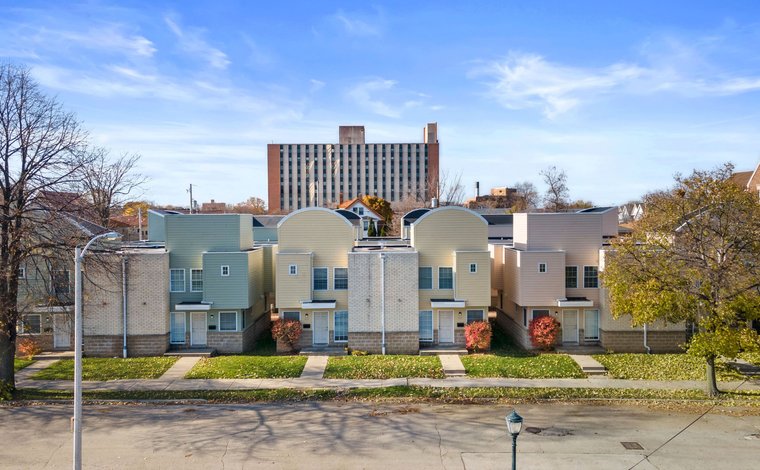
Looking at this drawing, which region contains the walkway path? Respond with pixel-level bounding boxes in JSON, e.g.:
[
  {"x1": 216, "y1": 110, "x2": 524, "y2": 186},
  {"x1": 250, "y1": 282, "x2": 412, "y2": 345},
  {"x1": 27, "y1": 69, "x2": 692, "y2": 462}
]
[
  {"x1": 15, "y1": 359, "x2": 59, "y2": 382},
  {"x1": 300, "y1": 355, "x2": 328, "y2": 379},
  {"x1": 568, "y1": 354, "x2": 607, "y2": 376},
  {"x1": 158, "y1": 357, "x2": 201, "y2": 381},
  {"x1": 438, "y1": 354, "x2": 466, "y2": 377}
]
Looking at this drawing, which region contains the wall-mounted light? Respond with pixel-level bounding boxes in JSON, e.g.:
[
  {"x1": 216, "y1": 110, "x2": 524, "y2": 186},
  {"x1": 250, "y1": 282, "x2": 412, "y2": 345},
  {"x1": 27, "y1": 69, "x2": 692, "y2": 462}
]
[
  {"x1": 458, "y1": 312, "x2": 463, "y2": 317},
  {"x1": 305, "y1": 313, "x2": 310, "y2": 318},
  {"x1": 210, "y1": 314, "x2": 215, "y2": 319}
]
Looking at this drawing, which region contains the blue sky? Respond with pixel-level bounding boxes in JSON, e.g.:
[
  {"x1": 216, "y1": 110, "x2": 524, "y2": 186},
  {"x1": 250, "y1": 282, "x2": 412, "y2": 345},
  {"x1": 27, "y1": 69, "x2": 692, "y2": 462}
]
[{"x1": 2, "y1": 0, "x2": 760, "y2": 207}]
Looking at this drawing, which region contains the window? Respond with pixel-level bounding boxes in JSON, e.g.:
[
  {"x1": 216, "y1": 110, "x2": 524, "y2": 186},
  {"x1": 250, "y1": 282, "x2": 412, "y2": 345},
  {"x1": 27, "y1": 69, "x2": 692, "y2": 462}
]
[
  {"x1": 583, "y1": 266, "x2": 599, "y2": 288},
  {"x1": 282, "y1": 311, "x2": 300, "y2": 322},
  {"x1": 357, "y1": 207, "x2": 364, "y2": 215},
  {"x1": 170, "y1": 269, "x2": 185, "y2": 292},
  {"x1": 419, "y1": 310, "x2": 433, "y2": 341},
  {"x1": 20, "y1": 314, "x2": 41, "y2": 334},
  {"x1": 334, "y1": 310, "x2": 348, "y2": 342},
  {"x1": 419, "y1": 267, "x2": 433, "y2": 290},
  {"x1": 363, "y1": 220, "x2": 369, "y2": 231},
  {"x1": 522, "y1": 308, "x2": 528, "y2": 327},
  {"x1": 219, "y1": 312, "x2": 237, "y2": 331},
  {"x1": 313, "y1": 267, "x2": 328, "y2": 290},
  {"x1": 466, "y1": 310, "x2": 484, "y2": 324},
  {"x1": 221, "y1": 265, "x2": 230, "y2": 277},
  {"x1": 469, "y1": 263, "x2": 477, "y2": 273},
  {"x1": 334, "y1": 268, "x2": 348, "y2": 290},
  {"x1": 531, "y1": 309, "x2": 551, "y2": 322},
  {"x1": 17, "y1": 267, "x2": 25, "y2": 279},
  {"x1": 53, "y1": 270, "x2": 69, "y2": 295},
  {"x1": 289, "y1": 264, "x2": 298, "y2": 276},
  {"x1": 438, "y1": 267, "x2": 453, "y2": 289},
  {"x1": 170, "y1": 312, "x2": 186, "y2": 344},
  {"x1": 538, "y1": 263, "x2": 547, "y2": 273},
  {"x1": 191, "y1": 269, "x2": 203, "y2": 292},
  {"x1": 565, "y1": 266, "x2": 578, "y2": 288},
  {"x1": 584, "y1": 309, "x2": 600, "y2": 340}
]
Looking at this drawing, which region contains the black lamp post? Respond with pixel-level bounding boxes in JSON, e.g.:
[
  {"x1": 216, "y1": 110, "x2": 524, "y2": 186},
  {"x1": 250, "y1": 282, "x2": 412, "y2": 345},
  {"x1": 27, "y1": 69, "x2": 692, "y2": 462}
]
[{"x1": 505, "y1": 410, "x2": 523, "y2": 470}]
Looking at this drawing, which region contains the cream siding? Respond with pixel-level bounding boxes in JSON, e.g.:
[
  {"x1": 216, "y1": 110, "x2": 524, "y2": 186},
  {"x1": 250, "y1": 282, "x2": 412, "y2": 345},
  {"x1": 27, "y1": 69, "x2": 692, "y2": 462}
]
[
  {"x1": 275, "y1": 253, "x2": 312, "y2": 309},
  {"x1": 454, "y1": 251, "x2": 491, "y2": 306}
]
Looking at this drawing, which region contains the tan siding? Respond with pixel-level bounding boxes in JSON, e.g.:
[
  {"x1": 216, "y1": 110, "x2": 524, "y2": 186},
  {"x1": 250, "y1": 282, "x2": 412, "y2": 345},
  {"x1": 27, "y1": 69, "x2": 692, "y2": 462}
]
[
  {"x1": 276, "y1": 253, "x2": 311, "y2": 308},
  {"x1": 513, "y1": 250, "x2": 565, "y2": 305},
  {"x1": 454, "y1": 251, "x2": 491, "y2": 306}
]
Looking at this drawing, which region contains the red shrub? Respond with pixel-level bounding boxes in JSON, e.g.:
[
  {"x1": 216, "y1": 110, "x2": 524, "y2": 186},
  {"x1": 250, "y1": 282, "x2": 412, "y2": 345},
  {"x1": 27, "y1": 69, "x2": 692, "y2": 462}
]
[
  {"x1": 529, "y1": 315, "x2": 560, "y2": 350},
  {"x1": 271, "y1": 319, "x2": 303, "y2": 351},
  {"x1": 465, "y1": 321, "x2": 492, "y2": 353},
  {"x1": 17, "y1": 337, "x2": 42, "y2": 359}
]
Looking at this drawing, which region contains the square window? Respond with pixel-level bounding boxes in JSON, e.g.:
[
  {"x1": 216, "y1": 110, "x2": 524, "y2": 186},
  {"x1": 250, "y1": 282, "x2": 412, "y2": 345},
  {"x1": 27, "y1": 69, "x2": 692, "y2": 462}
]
[
  {"x1": 289, "y1": 264, "x2": 298, "y2": 276},
  {"x1": 334, "y1": 268, "x2": 348, "y2": 290},
  {"x1": 531, "y1": 309, "x2": 551, "y2": 322},
  {"x1": 20, "y1": 314, "x2": 41, "y2": 334},
  {"x1": 170, "y1": 269, "x2": 185, "y2": 292},
  {"x1": 438, "y1": 267, "x2": 453, "y2": 289},
  {"x1": 191, "y1": 269, "x2": 203, "y2": 292},
  {"x1": 419, "y1": 267, "x2": 433, "y2": 290},
  {"x1": 282, "y1": 311, "x2": 300, "y2": 322},
  {"x1": 313, "y1": 267, "x2": 328, "y2": 290},
  {"x1": 583, "y1": 266, "x2": 599, "y2": 288},
  {"x1": 221, "y1": 265, "x2": 230, "y2": 277},
  {"x1": 466, "y1": 310, "x2": 484, "y2": 324},
  {"x1": 538, "y1": 263, "x2": 547, "y2": 273},
  {"x1": 219, "y1": 312, "x2": 237, "y2": 331},
  {"x1": 334, "y1": 310, "x2": 348, "y2": 342},
  {"x1": 565, "y1": 266, "x2": 578, "y2": 288},
  {"x1": 469, "y1": 263, "x2": 477, "y2": 273}
]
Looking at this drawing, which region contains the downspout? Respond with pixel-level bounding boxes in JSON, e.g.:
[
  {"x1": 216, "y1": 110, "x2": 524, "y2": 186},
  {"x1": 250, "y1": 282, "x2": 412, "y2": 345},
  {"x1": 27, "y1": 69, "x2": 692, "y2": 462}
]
[
  {"x1": 643, "y1": 323, "x2": 651, "y2": 354},
  {"x1": 380, "y1": 253, "x2": 386, "y2": 355},
  {"x1": 122, "y1": 255, "x2": 128, "y2": 358}
]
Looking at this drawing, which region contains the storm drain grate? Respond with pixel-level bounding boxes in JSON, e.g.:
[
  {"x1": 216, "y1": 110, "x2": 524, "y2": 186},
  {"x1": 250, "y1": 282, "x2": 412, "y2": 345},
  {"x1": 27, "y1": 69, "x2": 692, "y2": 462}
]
[{"x1": 621, "y1": 442, "x2": 644, "y2": 450}]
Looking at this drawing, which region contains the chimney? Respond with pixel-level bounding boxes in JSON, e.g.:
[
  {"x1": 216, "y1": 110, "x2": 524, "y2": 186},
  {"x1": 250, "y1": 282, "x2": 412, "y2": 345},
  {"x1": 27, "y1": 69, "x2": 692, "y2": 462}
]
[{"x1": 475, "y1": 181, "x2": 480, "y2": 198}]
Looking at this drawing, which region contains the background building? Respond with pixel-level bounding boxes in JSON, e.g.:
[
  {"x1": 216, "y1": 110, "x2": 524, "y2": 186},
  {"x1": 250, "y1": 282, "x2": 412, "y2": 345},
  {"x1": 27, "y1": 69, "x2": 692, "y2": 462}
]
[{"x1": 267, "y1": 123, "x2": 440, "y2": 213}]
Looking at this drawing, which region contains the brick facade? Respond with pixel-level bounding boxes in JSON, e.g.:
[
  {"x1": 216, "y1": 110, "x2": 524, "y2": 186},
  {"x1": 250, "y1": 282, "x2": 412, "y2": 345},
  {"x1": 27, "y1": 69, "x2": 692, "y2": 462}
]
[
  {"x1": 83, "y1": 334, "x2": 169, "y2": 357},
  {"x1": 600, "y1": 329, "x2": 686, "y2": 353},
  {"x1": 348, "y1": 332, "x2": 420, "y2": 354}
]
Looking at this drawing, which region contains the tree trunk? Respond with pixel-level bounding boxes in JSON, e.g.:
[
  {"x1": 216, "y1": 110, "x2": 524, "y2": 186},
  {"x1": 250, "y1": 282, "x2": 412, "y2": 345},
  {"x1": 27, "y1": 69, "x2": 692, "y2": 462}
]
[
  {"x1": 706, "y1": 355, "x2": 720, "y2": 397},
  {"x1": 0, "y1": 325, "x2": 16, "y2": 392}
]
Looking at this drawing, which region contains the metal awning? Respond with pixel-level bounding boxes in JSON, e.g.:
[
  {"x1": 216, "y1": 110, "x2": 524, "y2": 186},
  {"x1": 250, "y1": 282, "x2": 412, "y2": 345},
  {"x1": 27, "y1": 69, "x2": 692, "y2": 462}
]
[
  {"x1": 301, "y1": 300, "x2": 336, "y2": 309},
  {"x1": 175, "y1": 302, "x2": 213, "y2": 311},
  {"x1": 431, "y1": 299, "x2": 466, "y2": 308},
  {"x1": 32, "y1": 305, "x2": 72, "y2": 313},
  {"x1": 556, "y1": 298, "x2": 594, "y2": 307}
]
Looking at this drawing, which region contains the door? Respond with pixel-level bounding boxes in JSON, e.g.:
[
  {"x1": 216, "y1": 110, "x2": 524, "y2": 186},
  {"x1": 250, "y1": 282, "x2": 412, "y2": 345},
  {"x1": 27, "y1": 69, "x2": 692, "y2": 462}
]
[
  {"x1": 438, "y1": 311, "x2": 454, "y2": 343},
  {"x1": 562, "y1": 310, "x2": 579, "y2": 343},
  {"x1": 53, "y1": 314, "x2": 71, "y2": 349},
  {"x1": 190, "y1": 312, "x2": 207, "y2": 346},
  {"x1": 313, "y1": 312, "x2": 329, "y2": 345}
]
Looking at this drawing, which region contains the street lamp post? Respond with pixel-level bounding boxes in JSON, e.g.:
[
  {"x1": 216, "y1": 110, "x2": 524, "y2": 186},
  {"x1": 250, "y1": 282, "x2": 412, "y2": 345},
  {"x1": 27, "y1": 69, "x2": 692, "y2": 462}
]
[
  {"x1": 73, "y1": 231, "x2": 121, "y2": 470},
  {"x1": 505, "y1": 410, "x2": 523, "y2": 470}
]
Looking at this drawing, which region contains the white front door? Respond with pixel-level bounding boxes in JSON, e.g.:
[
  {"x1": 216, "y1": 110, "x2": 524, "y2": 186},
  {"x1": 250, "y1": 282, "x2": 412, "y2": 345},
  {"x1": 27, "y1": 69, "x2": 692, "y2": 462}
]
[
  {"x1": 313, "y1": 312, "x2": 329, "y2": 345},
  {"x1": 438, "y1": 311, "x2": 454, "y2": 343},
  {"x1": 562, "y1": 310, "x2": 579, "y2": 343},
  {"x1": 190, "y1": 312, "x2": 207, "y2": 346},
  {"x1": 53, "y1": 314, "x2": 71, "y2": 349}
]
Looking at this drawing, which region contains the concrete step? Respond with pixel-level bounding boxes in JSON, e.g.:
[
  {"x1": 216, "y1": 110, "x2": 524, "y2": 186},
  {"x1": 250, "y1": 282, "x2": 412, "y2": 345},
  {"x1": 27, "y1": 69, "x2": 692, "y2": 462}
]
[
  {"x1": 299, "y1": 347, "x2": 346, "y2": 356},
  {"x1": 439, "y1": 354, "x2": 467, "y2": 377},
  {"x1": 568, "y1": 354, "x2": 607, "y2": 376},
  {"x1": 32, "y1": 351, "x2": 74, "y2": 360},
  {"x1": 164, "y1": 348, "x2": 216, "y2": 358},
  {"x1": 420, "y1": 348, "x2": 468, "y2": 356}
]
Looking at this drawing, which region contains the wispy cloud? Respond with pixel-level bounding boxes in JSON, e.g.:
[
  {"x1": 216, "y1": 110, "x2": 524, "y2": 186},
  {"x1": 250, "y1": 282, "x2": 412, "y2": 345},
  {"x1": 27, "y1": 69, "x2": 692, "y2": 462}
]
[
  {"x1": 330, "y1": 9, "x2": 383, "y2": 37},
  {"x1": 164, "y1": 15, "x2": 230, "y2": 69},
  {"x1": 309, "y1": 79, "x2": 326, "y2": 92},
  {"x1": 347, "y1": 79, "x2": 400, "y2": 117}
]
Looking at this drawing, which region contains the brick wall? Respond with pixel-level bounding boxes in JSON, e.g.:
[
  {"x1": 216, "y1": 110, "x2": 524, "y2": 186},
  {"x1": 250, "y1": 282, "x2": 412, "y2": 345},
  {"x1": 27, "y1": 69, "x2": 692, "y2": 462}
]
[
  {"x1": 83, "y1": 334, "x2": 169, "y2": 357},
  {"x1": 600, "y1": 329, "x2": 686, "y2": 353},
  {"x1": 348, "y1": 332, "x2": 419, "y2": 354}
]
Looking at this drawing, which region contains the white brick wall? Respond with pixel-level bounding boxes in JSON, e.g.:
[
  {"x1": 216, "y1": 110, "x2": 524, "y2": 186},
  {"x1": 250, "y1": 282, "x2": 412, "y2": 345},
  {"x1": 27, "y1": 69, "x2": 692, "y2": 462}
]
[{"x1": 348, "y1": 251, "x2": 419, "y2": 333}]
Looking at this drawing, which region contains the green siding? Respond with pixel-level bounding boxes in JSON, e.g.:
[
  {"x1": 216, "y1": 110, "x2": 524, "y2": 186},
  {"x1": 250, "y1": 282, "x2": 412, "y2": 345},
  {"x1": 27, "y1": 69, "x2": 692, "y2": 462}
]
[
  {"x1": 253, "y1": 227, "x2": 277, "y2": 242},
  {"x1": 202, "y1": 252, "x2": 252, "y2": 309},
  {"x1": 147, "y1": 211, "x2": 166, "y2": 242}
]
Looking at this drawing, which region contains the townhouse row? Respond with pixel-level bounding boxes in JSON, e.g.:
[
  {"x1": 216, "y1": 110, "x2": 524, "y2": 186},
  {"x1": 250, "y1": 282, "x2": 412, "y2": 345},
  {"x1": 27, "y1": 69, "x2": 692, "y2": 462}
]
[{"x1": 16, "y1": 205, "x2": 685, "y2": 356}]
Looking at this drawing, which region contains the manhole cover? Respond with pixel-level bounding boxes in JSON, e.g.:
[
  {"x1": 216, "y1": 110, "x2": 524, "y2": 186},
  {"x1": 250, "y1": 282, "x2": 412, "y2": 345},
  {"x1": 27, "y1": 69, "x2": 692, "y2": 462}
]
[
  {"x1": 541, "y1": 427, "x2": 573, "y2": 437},
  {"x1": 621, "y1": 442, "x2": 644, "y2": 450},
  {"x1": 525, "y1": 427, "x2": 543, "y2": 434}
]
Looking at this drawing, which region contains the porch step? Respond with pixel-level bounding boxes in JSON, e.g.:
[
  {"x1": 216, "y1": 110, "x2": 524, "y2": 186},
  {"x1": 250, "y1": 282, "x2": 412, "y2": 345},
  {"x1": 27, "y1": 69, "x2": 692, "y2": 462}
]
[
  {"x1": 420, "y1": 348, "x2": 468, "y2": 356},
  {"x1": 299, "y1": 347, "x2": 347, "y2": 356},
  {"x1": 568, "y1": 354, "x2": 607, "y2": 376},
  {"x1": 164, "y1": 348, "x2": 216, "y2": 358}
]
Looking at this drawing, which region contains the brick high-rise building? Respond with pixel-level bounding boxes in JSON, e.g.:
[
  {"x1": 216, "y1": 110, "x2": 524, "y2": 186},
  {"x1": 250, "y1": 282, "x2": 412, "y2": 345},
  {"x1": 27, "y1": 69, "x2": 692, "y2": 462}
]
[{"x1": 267, "y1": 123, "x2": 439, "y2": 213}]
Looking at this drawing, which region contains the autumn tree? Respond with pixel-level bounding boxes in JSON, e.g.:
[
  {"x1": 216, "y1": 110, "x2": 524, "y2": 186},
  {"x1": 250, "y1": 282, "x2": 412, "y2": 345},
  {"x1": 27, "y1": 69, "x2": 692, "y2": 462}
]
[
  {"x1": 122, "y1": 201, "x2": 152, "y2": 217},
  {"x1": 362, "y1": 194, "x2": 392, "y2": 234},
  {"x1": 602, "y1": 164, "x2": 760, "y2": 396},
  {"x1": 540, "y1": 166, "x2": 570, "y2": 211},
  {"x1": 230, "y1": 196, "x2": 266, "y2": 215},
  {"x1": 511, "y1": 181, "x2": 540, "y2": 212}
]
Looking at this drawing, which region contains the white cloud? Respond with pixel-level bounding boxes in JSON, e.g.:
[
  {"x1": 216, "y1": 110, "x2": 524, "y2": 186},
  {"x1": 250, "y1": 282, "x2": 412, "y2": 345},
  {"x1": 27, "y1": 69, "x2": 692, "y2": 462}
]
[
  {"x1": 164, "y1": 16, "x2": 230, "y2": 69},
  {"x1": 331, "y1": 9, "x2": 382, "y2": 37},
  {"x1": 347, "y1": 79, "x2": 401, "y2": 118},
  {"x1": 309, "y1": 79, "x2": 326, "y2": 92}
]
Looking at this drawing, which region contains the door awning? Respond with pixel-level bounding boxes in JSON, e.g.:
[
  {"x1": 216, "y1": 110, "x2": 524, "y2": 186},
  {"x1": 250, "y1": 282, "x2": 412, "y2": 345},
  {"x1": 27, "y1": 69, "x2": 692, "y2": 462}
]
[
  {"x1": 431, "y1": 299, "x2": 466, "y2": 308},
  {"x1": 556, "y1": 298, "x2": 594, "y2": 307},
  {"x1": 301, "y1": 300, "x2": 336, "y2": 309},
  {"x1": 175, "y1": 302, "x2": 213, "y2": 311}
]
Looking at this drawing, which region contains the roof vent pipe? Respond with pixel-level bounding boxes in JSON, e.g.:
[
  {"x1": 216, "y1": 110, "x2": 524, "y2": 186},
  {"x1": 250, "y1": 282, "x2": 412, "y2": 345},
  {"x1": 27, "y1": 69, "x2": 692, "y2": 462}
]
[{"x1": 431, "y1": 197, "x2": 438, "y2": 208}]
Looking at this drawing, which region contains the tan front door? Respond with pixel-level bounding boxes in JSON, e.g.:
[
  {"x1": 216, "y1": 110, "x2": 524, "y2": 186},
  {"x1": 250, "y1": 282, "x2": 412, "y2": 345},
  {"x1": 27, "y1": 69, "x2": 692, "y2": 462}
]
[
  {"x1": 190, "y1": 312, "x2": 207, "y2": 346},
  {"x1": 562, "y1": 310, "x2": 579, "y2": 343},
  {"x1": 313, "y1": 312, "x2": 329, "y2": 345},
  {"x1": 438, "y1": 311, "x2": 454, "y2": 343}
]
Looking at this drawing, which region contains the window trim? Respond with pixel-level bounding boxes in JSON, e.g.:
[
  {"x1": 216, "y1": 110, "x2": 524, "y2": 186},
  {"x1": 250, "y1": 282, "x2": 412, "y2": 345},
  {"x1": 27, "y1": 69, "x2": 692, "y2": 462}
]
[
  {"x1": 419, "y1": 310, "x2": 434, "y2": 342},
  {"x1": 333, "y1": 267, "x2": 348, "y2": 290},
  {"x1": 221, "y1": 265, "x2": 230, "y2": 277},
  {"x1": 333, "y1": 310, "x2": 348, "y2": 342},
  {"x1": 419, "y1": 266, "x2": 433, "y2": 290},
  {"x1": 190, "y1": 269, "x2": 203, "y2": 292},
  {"x1": 583, "y1": 265, "x2": 599, "y2": 288},
  {"x1": 438, "y1": 266, "x2": 454, "y2": 290},
  {"x1": 538, "y1": 262, "x2": 547, "y2": 274},
  {"x1": 313, "y1": 267, "x2": 329, "y2": 291},
  {"x1": 20, "y1": 314, "x2": 41, "y2": 335},
  {"x1": 18, "y1": 267, "x2": 25, "y2": 279},
  {"x1": 530, "y1": 309, "x2": 551, "y2": 324},
  {"x1": 281, "y1": 311, "x2": 301, "y2": 322},
  {"x1": 469, "y1": 263, "x2": 477, "y2": 274},
  {"x1": 218, "y1": 311, "x2": 238, "y2": 332},
  {"x1": 565, "y1": 265, "x2": 578, "y2": 288},
  {"x1": 466, "y1": 309, "x2": 484, "y2": 324},
  {"x1": 288, "y1": 264, "x2": 298, "y2": 276},
  {"x1": 170, "y1": 269, "x2": 186, "y2": 293}
]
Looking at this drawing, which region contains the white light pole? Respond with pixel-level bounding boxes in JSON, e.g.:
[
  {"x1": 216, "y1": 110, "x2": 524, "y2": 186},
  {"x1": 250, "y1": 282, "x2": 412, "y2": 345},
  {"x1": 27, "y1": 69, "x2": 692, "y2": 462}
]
[{"x1": 73, "y1": 231, "x2": 121, "y2": 470}]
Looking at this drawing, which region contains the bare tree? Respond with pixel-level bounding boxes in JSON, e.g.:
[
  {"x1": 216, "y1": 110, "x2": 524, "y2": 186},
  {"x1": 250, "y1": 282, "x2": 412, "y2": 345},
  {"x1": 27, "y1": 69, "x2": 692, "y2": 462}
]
[
  {"x1": 436, "y1": 170, "x2": 465, "y2": 206},
  {"x1": 0, "y1": 64, "x2": 96, "y2": 390},
  {"x1": 512, "y1": 181, "x2": 539, "y2": 212},
  {"x1": 540, "y1": 166, "x2": 570, "y2": 211},
  {"x1": 76, "y1": 148, "x2": 147, "y2": 228}
]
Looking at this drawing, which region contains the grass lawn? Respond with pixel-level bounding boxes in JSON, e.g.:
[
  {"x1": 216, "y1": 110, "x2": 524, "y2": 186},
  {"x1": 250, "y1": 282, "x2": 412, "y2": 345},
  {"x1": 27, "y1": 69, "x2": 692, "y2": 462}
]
[
  {"x1": 14, "y1": 358, "x2": 34, "y2": 372},
  {"x1": 185, "y1": 355, "x2": 307, "y2": 379},
  {"x1": 593, "y1": 353, "x2": 745, "y2": 381},
  {"x1": 461, "y1": 328, "x2": 584, "y2": 378},
  {"x1": 324, "y1": 355, "x2": 444, "y2": 379},
  {"x1": 32, "y1": 357, "x2": 178, "y2": 381}
]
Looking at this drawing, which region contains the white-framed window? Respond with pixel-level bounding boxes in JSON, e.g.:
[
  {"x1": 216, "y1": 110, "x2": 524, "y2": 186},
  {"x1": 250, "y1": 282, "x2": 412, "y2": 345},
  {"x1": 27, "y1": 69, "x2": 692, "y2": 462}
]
[
  {"x1": 19, "y1": 314, "x2": 41, "y2": 334},
  {"x1": 466, "y1": 309, "x2": 484, "y2": 324},
  {"x1": 190, "y1": 269, "x2": 203, "y2": 292},
  {"x1": 584, "y1": 309, "x2": 600, "y2": 340},
  {"x1": 17, "y1": 267, "x2": 25, "y2": 279},
  {"x1": 419, "y1": 267, "x2": 433, "y2": 290},
  {"x1": 288, "y1": 264, "x2": 298, "y2": 276},
  {"x1": 313, "y1": 267, "x2": 328, "y2": 290},
  {"x1": 170, "y1": 312, "x2": 186, "y2": 344},
  {"x1": 531, "y1": 309, "x2": 551, "y2": 323},
  {"x1": 53, "y1": 270, "x2": 70, "y2": 295},
  {"x1": 334, "y1": 310, "x2": 348, "y2": 342},
  {"x1": 583, "y1": 266, "x2": 599, "y2": 288},
  {"x1": 334, "y1": 267, "x2": 348, "y2": 290},
  {"x1": 357, "y1": 207, "x2": 365, "y2": 215},
  {"x1": 282, "y1": 311, "x2": 300, "y2": 322},
  {"x1": 170, "y1": 269, "x2": 185, "y2": 292},
  {"x1": 469, "y1": 263, "x2": 477, "y2": 273},
  {"x1": 565, "y1": 266, "x2": 578, "y2": 288},
  {"x1": 419, "y1": 310, "x2": 433, "y2": 341},
  {"x1": 221, "y1": 265, "x2": 230, "y2": 277},
  {"x1": 538, "y1": 263, "x2": 547, "y2": 273},
  {"x1": 438, "y1": 267, "x2": 453, "y2": 289},
  {"x1": 219, "y1": 311, "x2": 237, "y2": 331},
  {"x1": 363, "y1": 220, "x2": 369, "y2": 231}
]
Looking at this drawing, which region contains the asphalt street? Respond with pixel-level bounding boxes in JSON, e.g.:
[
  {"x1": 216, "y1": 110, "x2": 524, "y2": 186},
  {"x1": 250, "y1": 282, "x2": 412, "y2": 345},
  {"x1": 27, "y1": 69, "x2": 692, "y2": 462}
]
[{"x1": 1, "y1": 401, "x2": 759, "y2": 469}]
